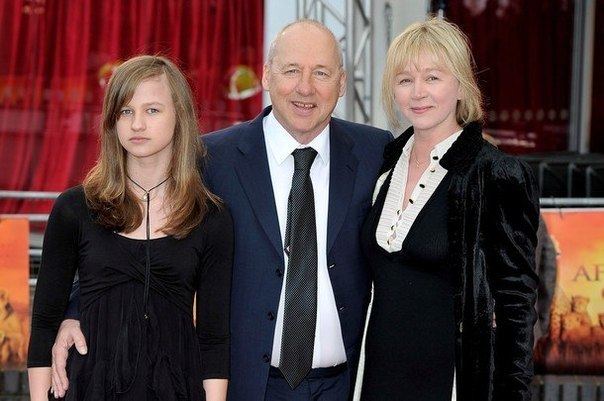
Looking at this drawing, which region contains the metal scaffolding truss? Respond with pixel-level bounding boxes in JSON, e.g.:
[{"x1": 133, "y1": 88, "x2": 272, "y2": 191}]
[{"x1": 297, "y1": 0, "x2": 374, "y2": 124}]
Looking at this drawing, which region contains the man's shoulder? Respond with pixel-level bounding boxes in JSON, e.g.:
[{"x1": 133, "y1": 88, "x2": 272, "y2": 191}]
[
  {"x1": 331, "y1": 117, "x2": 392, "y2": 150},
  {"x1": 202, "y1": 121, "x2": 248, "y2": 148},
  {"x1": 332, "y1": 116, "x2": 390, "y2": 136}
]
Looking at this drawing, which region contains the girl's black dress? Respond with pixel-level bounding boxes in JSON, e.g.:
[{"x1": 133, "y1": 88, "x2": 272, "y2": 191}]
[
  {"x1": 360, "y1": 172, "x2": 456, "y2": 401},
  {"x1": 28, "y1": 186, "x2": 233, "y2": 401}
]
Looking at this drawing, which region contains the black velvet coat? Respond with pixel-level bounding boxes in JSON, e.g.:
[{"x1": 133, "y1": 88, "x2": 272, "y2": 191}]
[{"x1": 379, "y1": 122, "x2": 540, "y2": 401}]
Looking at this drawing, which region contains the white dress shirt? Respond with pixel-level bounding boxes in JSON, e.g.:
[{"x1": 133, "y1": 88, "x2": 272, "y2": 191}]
[{"x1": 263, "y1": 111, "x2": 347, "y2": 368}]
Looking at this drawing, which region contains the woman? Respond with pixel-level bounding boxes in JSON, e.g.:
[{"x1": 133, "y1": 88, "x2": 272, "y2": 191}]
[
  {"x1": 358, "y1": 19, "x2": 539, "y2": 401},
  {"x1": 27, "y1": 55, "x2": 232, "y2": 401}
]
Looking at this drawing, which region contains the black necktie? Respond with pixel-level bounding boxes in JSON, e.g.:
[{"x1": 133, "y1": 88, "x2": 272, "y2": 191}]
[{"x1": 279, "y1": 147, "x2": 318, "y2": 389}]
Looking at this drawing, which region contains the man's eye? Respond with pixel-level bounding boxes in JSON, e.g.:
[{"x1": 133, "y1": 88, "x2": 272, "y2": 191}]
[{"x1": 284, "y1": 69, "x2": 299, "y2": 75}]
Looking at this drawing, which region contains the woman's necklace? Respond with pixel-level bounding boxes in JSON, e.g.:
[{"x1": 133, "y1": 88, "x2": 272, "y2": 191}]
[
  {"x1": 410, "y1": 148, "x2": 428, "y2": 168},
  {"x1": 127, "y1": 176, "x2": 170, "y2": 201},
  {"x1": 125, "y1": 175, "x2": 170, "y2": 321}
]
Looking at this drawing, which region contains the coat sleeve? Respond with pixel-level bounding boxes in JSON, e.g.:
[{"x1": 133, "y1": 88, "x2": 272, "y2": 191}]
[
  {"x1": 28, "y1": 191, "x2": 81, "y2": 367},
  {"x1": 195, "y1": 205, "x2": 233, "y2": 380},
  {"x1": 484, "y1": 155, "x2": 540, "y2": 401}
]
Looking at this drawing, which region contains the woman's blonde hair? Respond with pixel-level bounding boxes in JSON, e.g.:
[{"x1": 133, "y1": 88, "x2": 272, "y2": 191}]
[
  {"x1": 83, "y1": 55, "x2": 220, "y2": 239},
  {"x1": 382, "y1": 17, "x2": 483, "y2": 129}
]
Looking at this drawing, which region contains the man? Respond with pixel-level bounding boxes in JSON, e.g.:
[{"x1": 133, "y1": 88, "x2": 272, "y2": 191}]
[{"x1": 50, "y1": 20, "x2": 392, "y2": 401}]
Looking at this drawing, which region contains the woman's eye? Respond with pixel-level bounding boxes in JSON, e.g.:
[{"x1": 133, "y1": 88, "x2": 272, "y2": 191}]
[
  {"x1": 147, "y1": 108, "x2": 159, "y2": 114},
  {"x1": 427, "y1": 76, "x2": 439, "y2": 81},
  {"x1": 120, "y1": 109, "x2": 132, "y2": 116}
]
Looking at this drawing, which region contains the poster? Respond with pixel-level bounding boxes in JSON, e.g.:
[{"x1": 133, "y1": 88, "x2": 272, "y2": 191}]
[
  {"x1": 0, "y1": 218, "x2": 29, "y2": 370},
  {"x1": 534, "y1": 209, "x2": 604, "y2": 374}
]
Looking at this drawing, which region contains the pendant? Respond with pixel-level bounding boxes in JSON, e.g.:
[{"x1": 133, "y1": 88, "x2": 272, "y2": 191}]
[{"x1": 142, "y1": 193, "x2": 148, "y2": 201}]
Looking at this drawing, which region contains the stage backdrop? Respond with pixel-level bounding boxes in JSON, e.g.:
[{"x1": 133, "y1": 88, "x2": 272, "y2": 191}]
[
  {"x1": 0, "y1": 218, "x2": 29, "y2": 370},
  {"x1": 534, "y1": 209, "x2": 604, "y2": 375},
  {"x1": 0, "y1": 0, "x2": 264, "y2": 214},
  {"x1": 446, "y1": 0, "x2": 573, "y2": 154}
]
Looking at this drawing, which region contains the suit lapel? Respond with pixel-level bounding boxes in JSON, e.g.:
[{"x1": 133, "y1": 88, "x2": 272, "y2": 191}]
[
  {"x1": 327, "y1": 119, "x2": 359, "y2": 254},
  {"x1": 234, "y1": 108, "x2": 284, "y2": 260}
]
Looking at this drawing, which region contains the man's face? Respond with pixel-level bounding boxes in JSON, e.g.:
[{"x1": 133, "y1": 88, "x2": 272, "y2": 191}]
[{"x1": 262, "y1": 24, "x2": 346, "y2": 143}]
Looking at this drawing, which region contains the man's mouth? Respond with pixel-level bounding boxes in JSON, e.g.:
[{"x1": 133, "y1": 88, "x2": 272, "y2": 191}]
[{"x1": 292, "y1": 101, "x2": 316, "y2": 110}]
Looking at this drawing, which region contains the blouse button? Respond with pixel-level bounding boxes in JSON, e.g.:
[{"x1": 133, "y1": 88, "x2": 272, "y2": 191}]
[
  {"x1": 433, "y1": 155, "x2": 439, "y2": 160},
  {"x1": 419, "y1": 184, "x2": 425, "y2": 188},
  {"x1": 430, "y1": 168, "x2": 436, "y2": 173},
  {"x1": 408, "y1": 199, "x2": 414, "y2": 204}
]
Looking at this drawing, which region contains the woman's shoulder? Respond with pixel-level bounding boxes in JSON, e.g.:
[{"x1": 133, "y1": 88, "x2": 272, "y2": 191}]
[
  {"x1": 476, "y1": 145, "x2": 533, "y2": 182},
  {"x1": 379, "y1": 126, "x2": 414, "y2": 175},
  {"x1": 52, "y1": 185, "x2": 88, "y2": 213},
  {"x1": 186, "y1": 202, "x2": 232, "y2": 239},
  {"x1": 45, "y1": 185, "x2": 90, "y2": 233},
  {"x1": 202, "y1": 202, "x2": 232, "y2": 228}
]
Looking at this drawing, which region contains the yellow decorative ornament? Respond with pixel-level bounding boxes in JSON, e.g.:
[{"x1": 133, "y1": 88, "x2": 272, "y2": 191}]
[
  {"x1": 98, "y1": 61, "x2": 123, "y2": 88},
  {"x1": 225, "y1": 65, "x2": 261, "y2": 100}
]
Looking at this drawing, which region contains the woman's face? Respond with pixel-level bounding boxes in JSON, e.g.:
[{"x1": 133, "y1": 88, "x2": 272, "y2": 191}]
[
  {"x1": 393, "y1": 52, "x2": 462, "y2": 137},
  {"x1": 116, "y1": 73, "x2": 176, "y2": 165}
]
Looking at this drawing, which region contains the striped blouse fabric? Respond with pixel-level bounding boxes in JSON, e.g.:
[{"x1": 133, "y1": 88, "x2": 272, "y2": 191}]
[{"x1": 373, "y1": 130, "x2": 462, "y2": 253}]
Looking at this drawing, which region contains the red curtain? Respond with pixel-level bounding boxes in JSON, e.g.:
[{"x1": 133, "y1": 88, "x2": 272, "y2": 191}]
[
  {"x1": 0, "y1": 0, "x2": 264, "y2": 214},
  {"x1": 446, "y1": 0, "x2": 574, "y2": 154}
]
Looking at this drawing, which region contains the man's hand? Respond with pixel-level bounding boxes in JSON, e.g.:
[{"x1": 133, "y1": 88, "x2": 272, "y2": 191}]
[{"x1": 50, "y1": 319, "x2": 87, "y2": 398}]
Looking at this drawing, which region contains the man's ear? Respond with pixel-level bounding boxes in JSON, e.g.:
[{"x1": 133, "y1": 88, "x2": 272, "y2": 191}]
[
  {"x1": 262, "y1": 63, "x2": 271, "y2": 91},
  {"x1": 338, "y1": 70, "x2": 347, "y2": 97}
]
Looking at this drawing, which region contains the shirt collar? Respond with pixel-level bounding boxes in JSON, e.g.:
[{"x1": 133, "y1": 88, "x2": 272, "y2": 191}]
[
  {"x1": 264, "y1": 110, "x2": 330, "y2": 166},
  {"x1": 434, "y1": 129, "x2": 462, "y2": 159},
  {"x1": 402, "y1": 129, "x2": 463, "y2": 160}
]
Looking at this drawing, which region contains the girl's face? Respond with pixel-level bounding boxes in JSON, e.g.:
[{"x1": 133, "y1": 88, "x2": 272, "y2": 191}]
[{"x1": 116, "y1": 73, "x2": 176, "y2": 166}]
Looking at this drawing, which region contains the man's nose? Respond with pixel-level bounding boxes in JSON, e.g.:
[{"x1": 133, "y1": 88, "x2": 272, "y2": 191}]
[{"x1": 295, "y1": 73, "x2": 314, "y2": 96}]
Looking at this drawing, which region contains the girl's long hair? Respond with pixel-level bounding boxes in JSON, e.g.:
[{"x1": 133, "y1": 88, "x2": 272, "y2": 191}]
[{"x1": 83, "y1": 55, "x2": 220, "y2": 239}]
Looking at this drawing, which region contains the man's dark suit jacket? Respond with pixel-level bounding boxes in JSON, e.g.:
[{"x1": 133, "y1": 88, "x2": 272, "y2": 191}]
[
  {"x1": 64, "y1": 106, "x2": 391, "y2": 400},
  {"x1": 202, "y1": 106, "x2": 391, "y2": 401}
]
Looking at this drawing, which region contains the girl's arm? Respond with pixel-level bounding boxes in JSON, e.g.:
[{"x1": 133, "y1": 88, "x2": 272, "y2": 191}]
[{"x1": 28, "y1": 189, "x2": 82, "y2": 399}]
